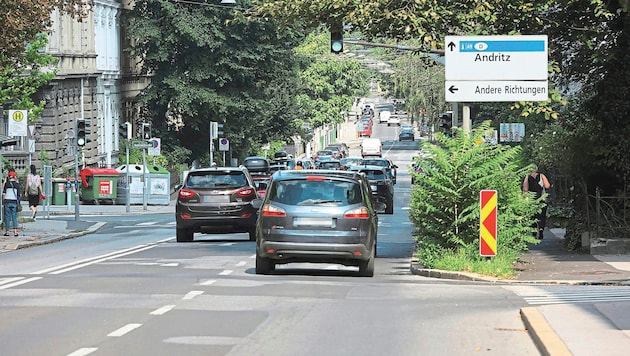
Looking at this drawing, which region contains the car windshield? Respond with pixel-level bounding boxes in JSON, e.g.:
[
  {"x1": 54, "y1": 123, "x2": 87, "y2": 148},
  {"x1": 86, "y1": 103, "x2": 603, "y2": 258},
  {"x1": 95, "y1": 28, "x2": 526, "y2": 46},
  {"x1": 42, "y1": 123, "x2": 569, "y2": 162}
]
[
  {"x1": 268, "y1": 179, "x2": 362, "y2": 206},
  {"x1": 363, "y1": 159, "x2": 389, "y2": 167},
  {"x1": 358, "y1": 169, "x2": 385, "y2": 180},
  {"x1": 187, "y1": 172, "x2": 246, "y2": 188}
]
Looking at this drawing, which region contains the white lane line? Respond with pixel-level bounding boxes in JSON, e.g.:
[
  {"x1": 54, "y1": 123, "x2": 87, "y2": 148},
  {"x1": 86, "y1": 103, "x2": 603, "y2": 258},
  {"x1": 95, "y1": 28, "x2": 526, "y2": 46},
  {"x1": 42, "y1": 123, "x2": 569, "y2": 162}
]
[
  {"x1": 136, "y1": 222, "x2": 158, "y2": 226},
  {"x1": 66, "y1": 347, "x2": 98, "y2": 356},
  {"x1": 249, "y1": 254, "x2": 256, "y2": 259},
  {"x1": 0, "y1": 277, "x2": 42, "y2": 290},
  {"x1": 157, "y1": 237, "x2": 174, "y2": 243},
  {"x1": 182, "y1": 290, "x2": 204, "y2": 300},
  {"x1": 161, "y1": 263, "x2": 179, "y2": 267},
  {"x1": 219, "y1": 243, "x2": 236, "y2": 246},
  {"x1": 219, "y1": 270, "x2": 233, "y2": 276},
  {"x1": 0, "y1": 277, "x2": 25, "y2": 287},
  {"x1": 235, "y1": 261, "x2": 246, "y2": 267},
  {"x1": 150, "y1": 305, "x2": 176, "y2": 315},
  {"x1": 49, "y1": 245, "x2": 157, "y2": 275},
  {"x1": 32, "y1": 244, "x2": 152, "y2": 275},
  {"x1": 107, "y1": 323, "x2": 142, "y2": 337},
  {"x1": 199, "y1": 279, "x2": 217, "y2": 286}
]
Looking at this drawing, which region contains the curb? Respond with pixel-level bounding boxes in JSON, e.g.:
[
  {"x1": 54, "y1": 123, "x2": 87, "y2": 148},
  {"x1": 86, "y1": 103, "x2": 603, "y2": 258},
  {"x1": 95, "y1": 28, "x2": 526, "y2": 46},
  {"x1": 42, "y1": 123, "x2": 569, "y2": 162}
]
[
  {"x1": 520, "y1": 307, "x2": 572, "y2": 356},
  {"x1": 3, "y1": 222, "x2": 107, "y2": 251}
]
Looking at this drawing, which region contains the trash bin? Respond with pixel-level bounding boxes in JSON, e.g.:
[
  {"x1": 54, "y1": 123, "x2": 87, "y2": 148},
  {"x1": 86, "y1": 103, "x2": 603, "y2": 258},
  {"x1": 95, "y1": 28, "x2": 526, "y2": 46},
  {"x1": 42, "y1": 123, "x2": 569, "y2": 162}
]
[
  {"x1": 51, "y1": 178, "x2": 67, "y2": 205},
  {"x1": 79, "y1": 168, "x2": 119, "y2": 204},
  {"x1": 115, "y1": 165, "x2": 171, "y2": 205}
]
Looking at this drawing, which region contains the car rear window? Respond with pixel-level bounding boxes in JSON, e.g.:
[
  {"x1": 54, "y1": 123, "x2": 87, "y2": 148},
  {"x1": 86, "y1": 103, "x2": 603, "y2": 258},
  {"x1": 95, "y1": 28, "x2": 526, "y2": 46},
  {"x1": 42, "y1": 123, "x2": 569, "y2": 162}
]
[
  {"x1": 187, "y1": 171, "x2": 246, "y2": 188},
  {"x1": 319, "y1": 162, "x2": 341, "y2": 169},
  {"x1": 363, "y1": 160, "x2": 388, "y2": 167},
  {"x1": 268, "y1": 179, "x2": 363, "y2": 206}
]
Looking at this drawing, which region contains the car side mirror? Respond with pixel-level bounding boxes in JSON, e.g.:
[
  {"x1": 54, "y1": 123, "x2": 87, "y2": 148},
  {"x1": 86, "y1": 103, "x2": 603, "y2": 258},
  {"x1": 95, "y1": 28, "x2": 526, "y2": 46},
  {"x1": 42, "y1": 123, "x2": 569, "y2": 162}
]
[
  {"x1": 392, "y1": 165, "x2": 398, "y2": 169},
  {"x1": 174, "y1": 184, "x2": 182, "y2": 191}
]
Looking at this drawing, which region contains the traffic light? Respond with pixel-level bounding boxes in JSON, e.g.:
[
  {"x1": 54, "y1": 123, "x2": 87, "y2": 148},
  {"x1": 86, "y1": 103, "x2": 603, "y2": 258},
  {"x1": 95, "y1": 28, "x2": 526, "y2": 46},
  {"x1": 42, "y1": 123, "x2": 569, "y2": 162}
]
[
  {"x1": 76, "y1": 119, "x2": 91, "y2": 147},
  {"x1": 142, "y1": 123, "x2": 152, "y2": 140},
  {"x1": 330, "y1": 30, "x2": 343, "y2": 54},
  {"x1": 217, "y1": 123, "x2": 224, "y2": 137},
  {"x1": 119, "y1": 122, "x2": 131, "y2": 140},
  {"x1": 439, "y1": 113, "x2": 453, "y2": 136}
]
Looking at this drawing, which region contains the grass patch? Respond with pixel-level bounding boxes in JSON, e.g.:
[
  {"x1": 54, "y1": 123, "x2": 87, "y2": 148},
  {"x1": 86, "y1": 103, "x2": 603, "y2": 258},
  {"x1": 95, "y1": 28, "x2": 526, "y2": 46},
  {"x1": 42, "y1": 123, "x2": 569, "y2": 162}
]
[{"x1": 420, "y1": 248, "x2": 519, "y2": 279}]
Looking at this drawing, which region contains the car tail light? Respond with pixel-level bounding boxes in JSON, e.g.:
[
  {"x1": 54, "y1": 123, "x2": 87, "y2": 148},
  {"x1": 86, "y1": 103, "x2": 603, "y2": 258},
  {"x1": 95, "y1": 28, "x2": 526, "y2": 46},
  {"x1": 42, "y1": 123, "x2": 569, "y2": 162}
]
[
  {"x1": 344, "y1": 207, "x2": 370, "y2": 219},
  {"x1": 305, "y1": 175, "x2": 326, "y2": 181},
  {"x1": 178, "y1": 189, "x2": 196, "y2": 199},
  {"x1": 237, "y1": 187, "x2": 255, "y2": 197},
  {"x1": 261, "y1": 204, "x2": 286, "y2": 217}
]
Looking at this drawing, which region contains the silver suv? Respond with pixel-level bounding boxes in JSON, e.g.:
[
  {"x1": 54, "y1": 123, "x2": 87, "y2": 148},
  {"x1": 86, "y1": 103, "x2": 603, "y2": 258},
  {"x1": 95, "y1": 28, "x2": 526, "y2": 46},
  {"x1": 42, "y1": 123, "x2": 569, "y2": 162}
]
[{"x1": 253, "y1": 170, "x2": 382, "y2": 277}]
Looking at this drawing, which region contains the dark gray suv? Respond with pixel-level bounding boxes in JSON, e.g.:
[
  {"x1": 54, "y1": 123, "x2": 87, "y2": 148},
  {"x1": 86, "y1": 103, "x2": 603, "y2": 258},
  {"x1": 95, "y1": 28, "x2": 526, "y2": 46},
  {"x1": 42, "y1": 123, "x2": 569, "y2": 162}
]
[
  {"x1": 176, "y1": 166, "x2": 258, "y2": 242},
  {"x1": 254, "y1": 170, "x2": 381, "y2": 277}
]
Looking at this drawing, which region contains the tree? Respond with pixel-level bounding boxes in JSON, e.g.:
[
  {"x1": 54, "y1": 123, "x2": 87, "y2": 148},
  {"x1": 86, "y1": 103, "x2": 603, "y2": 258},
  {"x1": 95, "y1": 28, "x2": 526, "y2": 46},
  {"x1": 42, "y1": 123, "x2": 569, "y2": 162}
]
[
  {"x1": 124, "y1": 0, "x2": 308, "y2": 163},
  {"x1": 0, "y1": 0, "x2": 90, "y2": 66}
]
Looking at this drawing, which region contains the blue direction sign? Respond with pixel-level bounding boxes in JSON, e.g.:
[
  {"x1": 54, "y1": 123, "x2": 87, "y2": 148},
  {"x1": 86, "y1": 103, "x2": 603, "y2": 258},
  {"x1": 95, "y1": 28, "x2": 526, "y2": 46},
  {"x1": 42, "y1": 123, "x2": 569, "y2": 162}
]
[{"x1": 445, "y1": 35, "x2": 548, "y2": 81}]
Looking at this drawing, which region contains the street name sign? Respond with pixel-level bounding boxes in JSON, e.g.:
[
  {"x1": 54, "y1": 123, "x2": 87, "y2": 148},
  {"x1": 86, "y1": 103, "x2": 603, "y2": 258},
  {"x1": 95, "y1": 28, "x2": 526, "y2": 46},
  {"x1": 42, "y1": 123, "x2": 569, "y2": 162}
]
[
  {"x1": 132, "y1": 141, "x2": 152, "y2": 149},
  {"x1": 445, "y1": 35, "x2": 548, "y2": 102}
]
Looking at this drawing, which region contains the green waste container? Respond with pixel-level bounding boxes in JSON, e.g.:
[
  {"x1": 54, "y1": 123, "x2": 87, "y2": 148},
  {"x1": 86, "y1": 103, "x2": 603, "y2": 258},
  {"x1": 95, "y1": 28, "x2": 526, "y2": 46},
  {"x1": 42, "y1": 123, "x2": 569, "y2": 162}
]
[
  {"x1": 79, "y1": 168, "x2": 119, "y2": 204},
  {"x1": 51, "y1": 178, "x2": 67, "y2": 205}
]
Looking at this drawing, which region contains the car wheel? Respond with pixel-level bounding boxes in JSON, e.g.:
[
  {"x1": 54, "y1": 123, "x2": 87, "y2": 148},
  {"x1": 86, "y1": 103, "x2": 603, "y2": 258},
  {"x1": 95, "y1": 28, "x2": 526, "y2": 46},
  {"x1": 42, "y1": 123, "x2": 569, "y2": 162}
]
[
  {"x1": 176, "y1": 227, "x2": 194, "y2": 242},
  {"x1": 385, "y1": 199, "x2": 394, "y2": 214},
  {"x1": 358, "y1": 242, "x2": 375, "y2": 277},
  {"x1": 256, "y1": 254, "x2": 275, "y2": 275},
  {"x1": 248, "y1": 227, "x2": 256, "y2": 241}
]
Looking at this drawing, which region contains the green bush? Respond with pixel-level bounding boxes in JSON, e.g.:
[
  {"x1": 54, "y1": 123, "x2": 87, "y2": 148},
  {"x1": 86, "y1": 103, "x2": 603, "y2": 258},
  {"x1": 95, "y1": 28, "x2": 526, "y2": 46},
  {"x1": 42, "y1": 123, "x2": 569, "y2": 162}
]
[{"x1": 409, "y1": 121, "x2": 543, "y2": 274}]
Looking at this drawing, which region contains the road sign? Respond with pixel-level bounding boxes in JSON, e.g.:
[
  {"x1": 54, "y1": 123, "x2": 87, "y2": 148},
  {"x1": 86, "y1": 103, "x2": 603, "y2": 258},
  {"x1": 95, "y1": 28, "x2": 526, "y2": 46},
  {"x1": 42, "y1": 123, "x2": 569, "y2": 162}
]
[
  {"x1": 147, "y1": 137, "x2": 161, "y2": 156},
  {"x1": 445, "y1": 35, "x2": 548, "y2": 81},
  {"x1": 480, "y1": 190, "x2": 498, "y2": 257},
  {"x1": 219, "y1": 138, "x2": 229, "y2": 151},
  {"x1": 8, "y1": 110, "x2": 28, "y2": 136},
  {"x1": 445, "y1": 80, "x2": 548, "y2": 102},
  {"x1": 445, "y1": 35, "x2": 548, "y2": 102},
  {"x1": 132, "y1": 141, "x2": 152, "y2": 149}
]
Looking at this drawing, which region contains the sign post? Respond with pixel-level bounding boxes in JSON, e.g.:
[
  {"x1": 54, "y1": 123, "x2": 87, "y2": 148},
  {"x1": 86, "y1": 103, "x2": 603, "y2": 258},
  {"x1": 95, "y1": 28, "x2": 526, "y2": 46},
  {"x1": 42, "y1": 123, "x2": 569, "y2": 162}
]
[{"x1": 480, "y1": 190, "x2": 498, "y2": 257}]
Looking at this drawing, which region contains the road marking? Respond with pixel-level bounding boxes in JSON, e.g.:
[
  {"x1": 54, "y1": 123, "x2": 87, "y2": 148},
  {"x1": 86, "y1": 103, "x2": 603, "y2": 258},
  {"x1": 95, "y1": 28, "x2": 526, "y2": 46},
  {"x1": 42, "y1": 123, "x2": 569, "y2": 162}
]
[
  {"x1": 199, "y1": 279, "x2": 217, "y2": 286},
  {"x1": 0, "y1": 277, "x2": 25, "y2": 286},
  {"x1": 0, "y1": 277, "x2": 42, "y2": 290},
  {"x1": 108, "y1": 323, "x2": 142, "y2": 337},
  {"x1": 136, "y1": 222, "x2": 158, "y2": 226},
  {"x1": 235, "y1": 261, "x2": 247, "y2": 267},
  {"x1": 67, "y1": 347, "x2": 98, "y2": 356},
  {"x1": 183, "y1": 290, "x2": 204, "y2": 300},
  {"x1": 249, "y1": 254, "x2": 256, "y2": 259},
  {"x1": 219, "y1": 270, "x2": 233, "y2": 275},
  {"x1": 48, "y1": 245, "x2": 157, "y2": 275},
  {"x1": 219, "y1": 243, "x2": 236, "y2": 246},
  {"x1": 150, "y1": 305, "x2": 176, "y2": 315},
  {"x1": 401, "y1": 206, "x2": 411, "y2": 210}
]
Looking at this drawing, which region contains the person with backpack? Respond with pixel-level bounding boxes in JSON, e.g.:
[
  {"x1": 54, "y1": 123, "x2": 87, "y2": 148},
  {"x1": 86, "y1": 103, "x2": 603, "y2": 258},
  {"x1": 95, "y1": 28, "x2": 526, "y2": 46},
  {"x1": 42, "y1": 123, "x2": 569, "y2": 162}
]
[
  {"x1": 26, "y1": 165, "x2": 43, "y2": 220},
  {"x1": 3, "y1": 169, "x2": 21, "y2": 236},
  {"x1": 522, "y1": 164, "x2": 551, "y2": 239}
]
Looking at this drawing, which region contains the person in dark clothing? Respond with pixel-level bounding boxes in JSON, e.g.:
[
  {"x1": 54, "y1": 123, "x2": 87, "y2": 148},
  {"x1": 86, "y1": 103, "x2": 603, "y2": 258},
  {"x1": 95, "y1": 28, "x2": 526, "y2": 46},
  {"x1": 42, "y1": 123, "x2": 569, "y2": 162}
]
[
  {"x1": 2, "y1": 169, "x2": 22, "y2": 236},
  {"x1": 522, "y1": 164, "x2": 551, "y2": 239},
  {"x1": 26, "y1": 165, "x2": 43, "y2": 220}
]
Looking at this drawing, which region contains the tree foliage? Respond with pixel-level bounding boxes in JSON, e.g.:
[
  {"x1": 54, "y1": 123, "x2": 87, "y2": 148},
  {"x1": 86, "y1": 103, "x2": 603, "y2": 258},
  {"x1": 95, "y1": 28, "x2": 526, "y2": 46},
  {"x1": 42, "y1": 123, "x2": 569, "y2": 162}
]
[
  {"x1": 124, "y1": 0, "x2": 308, "y2": 163},
  {"x1": 409, "y1": 122, "x2": 541, "y2": 267},
  {"x1": 0, "y1": 0, "x2": 90, "y2": 67}
]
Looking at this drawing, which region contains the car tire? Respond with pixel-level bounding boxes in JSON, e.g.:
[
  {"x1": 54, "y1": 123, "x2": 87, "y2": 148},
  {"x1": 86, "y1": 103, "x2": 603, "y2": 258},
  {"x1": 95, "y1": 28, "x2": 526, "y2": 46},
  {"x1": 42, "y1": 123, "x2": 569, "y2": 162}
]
[
  {"x1": 385, "y1": 199, "x2": 394, "y2": 214},
  {"x1": 256, "y1": 254, "x2": 275, "y2": 275},
  {"x1": 248, "y1": 227, "x2": 256, "y2": 241},
  {"x1": 358, "y1": 243, "x2": 375, "y2": 277},
  {"x1": 176, "y1": 227, "x2": 194, "y2": 242}
]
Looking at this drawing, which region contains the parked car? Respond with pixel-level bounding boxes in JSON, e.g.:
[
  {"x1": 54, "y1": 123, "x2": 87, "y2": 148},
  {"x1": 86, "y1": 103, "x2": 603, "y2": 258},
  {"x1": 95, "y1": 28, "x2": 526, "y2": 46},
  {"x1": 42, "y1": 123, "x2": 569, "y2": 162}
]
[
  {"x1": 362, "y1": 157, "x2": 398, "y2": 184},
  {"x1": 398, "y1": 127, "x2": 415, "y2": 141},
  {"x1": 347, "y1": 165, "x2": 395, "y2": 214},
  {"x1": 176, "y1": 166, "x2": 258, "y2": 242},
  {"x1": 253, "y1": 169, "x2": 382, "y2": 276}
]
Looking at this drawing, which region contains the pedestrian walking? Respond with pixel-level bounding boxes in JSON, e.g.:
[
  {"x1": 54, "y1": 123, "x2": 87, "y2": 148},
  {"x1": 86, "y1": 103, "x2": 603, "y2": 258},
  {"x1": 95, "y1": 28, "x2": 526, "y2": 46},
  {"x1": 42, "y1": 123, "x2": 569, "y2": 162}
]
[
  {"x1": 26, "y1": 164, "x2": 43, "y2": 220},
  {"x1": 3, "y1": 169, "x2": 22, "y2": 236},
  {"x1": 522, "y1": 164, "x2": 551, "y2": 239}
]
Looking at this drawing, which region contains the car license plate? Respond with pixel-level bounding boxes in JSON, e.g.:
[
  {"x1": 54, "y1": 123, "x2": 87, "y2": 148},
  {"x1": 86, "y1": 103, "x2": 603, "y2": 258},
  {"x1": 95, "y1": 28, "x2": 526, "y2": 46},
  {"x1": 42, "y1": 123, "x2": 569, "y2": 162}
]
[
  {"x1": 204, "y1": 195, "x2": 230, "y2": 203},
  {"x1": 294, "y1": 217, "x2": 333, "y2": 227}
]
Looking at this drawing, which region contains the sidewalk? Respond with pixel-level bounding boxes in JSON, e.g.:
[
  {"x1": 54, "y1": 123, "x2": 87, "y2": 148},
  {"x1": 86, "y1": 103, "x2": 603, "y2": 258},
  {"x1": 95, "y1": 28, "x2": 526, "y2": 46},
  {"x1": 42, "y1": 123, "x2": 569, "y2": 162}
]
[{"x1": 3, "y1": 201, "x2": 630, "y2": 354}]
